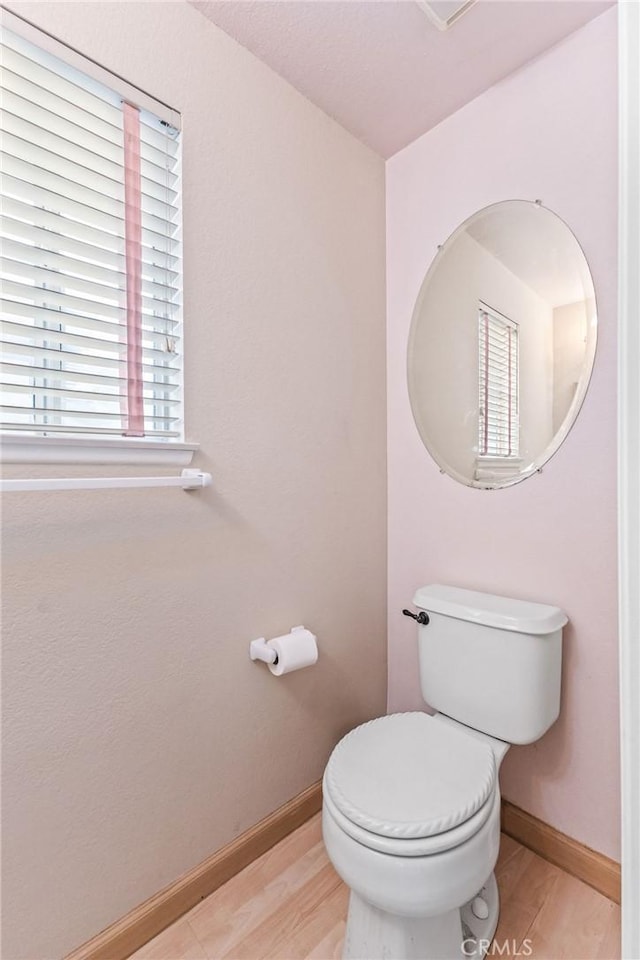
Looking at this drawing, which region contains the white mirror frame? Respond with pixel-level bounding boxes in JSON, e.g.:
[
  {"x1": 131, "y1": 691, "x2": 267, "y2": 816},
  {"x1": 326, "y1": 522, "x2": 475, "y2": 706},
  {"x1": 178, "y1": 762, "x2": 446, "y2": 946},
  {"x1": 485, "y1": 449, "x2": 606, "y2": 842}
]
[{"x1": 407, "y1": 200, "x2": 598, "y2": 489}]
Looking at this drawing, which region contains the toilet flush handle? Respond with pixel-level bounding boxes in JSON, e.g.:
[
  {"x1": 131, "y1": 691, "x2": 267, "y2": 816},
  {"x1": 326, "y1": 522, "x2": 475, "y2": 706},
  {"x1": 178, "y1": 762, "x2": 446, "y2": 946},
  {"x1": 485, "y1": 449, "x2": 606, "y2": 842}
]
[{"x1": 402, "y1": 608, "x2": 430, "y2": 626}]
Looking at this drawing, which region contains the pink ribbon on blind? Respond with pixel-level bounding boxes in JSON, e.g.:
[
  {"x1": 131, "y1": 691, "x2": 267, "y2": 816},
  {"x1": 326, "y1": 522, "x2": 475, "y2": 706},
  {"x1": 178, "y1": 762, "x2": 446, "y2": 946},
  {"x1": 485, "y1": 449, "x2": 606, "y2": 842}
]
[
  {"x1": 507, "y1": 326, "x2": 512, "y2": 456},
  {"x1": 482, "y1": 312, "x2": 489, "y2": 456},
  {"x1": 123, "y1": 102, "x2": 144, "y2": 436}
]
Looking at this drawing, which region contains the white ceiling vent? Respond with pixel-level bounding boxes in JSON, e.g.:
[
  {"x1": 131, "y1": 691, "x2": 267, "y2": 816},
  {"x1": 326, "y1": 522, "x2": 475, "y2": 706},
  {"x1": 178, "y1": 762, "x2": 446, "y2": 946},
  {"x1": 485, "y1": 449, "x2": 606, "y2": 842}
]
[{"x1": 416, "y1": 0, "x2": 478, "y2": 31}]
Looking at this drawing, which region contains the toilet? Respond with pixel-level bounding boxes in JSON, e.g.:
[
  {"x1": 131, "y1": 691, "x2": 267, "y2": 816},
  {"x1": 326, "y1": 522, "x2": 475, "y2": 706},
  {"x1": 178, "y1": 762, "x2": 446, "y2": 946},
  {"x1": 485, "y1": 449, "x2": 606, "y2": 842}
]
[{"x1": 322, "y1": 584, "x2": 567, "y2": 960}]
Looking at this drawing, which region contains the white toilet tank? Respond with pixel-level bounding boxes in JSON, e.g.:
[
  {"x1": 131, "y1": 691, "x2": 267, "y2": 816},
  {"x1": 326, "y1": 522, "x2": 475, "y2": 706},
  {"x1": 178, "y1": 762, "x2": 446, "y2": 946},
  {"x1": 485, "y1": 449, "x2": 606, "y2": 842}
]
[{"x1": 414, "y1": 585, "x2": 568, "y2": 745}]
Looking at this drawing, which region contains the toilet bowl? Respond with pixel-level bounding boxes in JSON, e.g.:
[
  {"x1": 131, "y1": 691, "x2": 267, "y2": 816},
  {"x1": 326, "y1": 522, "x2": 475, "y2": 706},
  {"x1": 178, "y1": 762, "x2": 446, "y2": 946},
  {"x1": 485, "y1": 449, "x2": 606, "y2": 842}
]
[
  {"x1": 321, "y1": 585, "x2": 567, "y2": 960},
  {"x1": 322, "y1": 712, "x2": 508, "y2": 960}
]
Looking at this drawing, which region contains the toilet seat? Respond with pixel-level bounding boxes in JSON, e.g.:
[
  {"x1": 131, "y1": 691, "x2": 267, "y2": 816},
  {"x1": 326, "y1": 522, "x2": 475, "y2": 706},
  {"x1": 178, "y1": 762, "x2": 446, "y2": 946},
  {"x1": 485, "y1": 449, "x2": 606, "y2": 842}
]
[
  {"x1": 324, "y1": 712, "x2": 497, "y2": 855},
  {"x1": 323, "y1": 777, "x2": 498, "y2": 856}
]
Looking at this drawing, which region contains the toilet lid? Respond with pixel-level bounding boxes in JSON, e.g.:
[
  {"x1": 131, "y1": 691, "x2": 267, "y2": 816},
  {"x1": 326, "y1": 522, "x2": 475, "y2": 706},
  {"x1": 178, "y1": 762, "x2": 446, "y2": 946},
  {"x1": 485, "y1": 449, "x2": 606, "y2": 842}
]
[{"x1": 324, "y1": 713, "x2": 496, "y2": 840}]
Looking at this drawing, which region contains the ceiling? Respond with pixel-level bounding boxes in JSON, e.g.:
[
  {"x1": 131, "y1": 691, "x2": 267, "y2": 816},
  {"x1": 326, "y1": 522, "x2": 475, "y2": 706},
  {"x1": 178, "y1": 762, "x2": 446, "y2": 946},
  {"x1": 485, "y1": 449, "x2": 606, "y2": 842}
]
[
  {"x1": 191, "y1": 0, "x2": 614, "y2": 158},
  {"x1": 467, "y1": 203, "x2": 593, "y2": 308}
]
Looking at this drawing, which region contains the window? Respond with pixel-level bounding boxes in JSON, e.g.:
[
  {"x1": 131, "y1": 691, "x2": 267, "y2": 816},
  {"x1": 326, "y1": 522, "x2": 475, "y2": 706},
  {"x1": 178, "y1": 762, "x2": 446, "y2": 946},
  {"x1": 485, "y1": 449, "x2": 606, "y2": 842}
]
[
  {"x1": 0, "y1": 22, "x2": 183, "y2": 446},
  {"x1": 478, "y1": 303, "x2": 519, "y2": 458}
]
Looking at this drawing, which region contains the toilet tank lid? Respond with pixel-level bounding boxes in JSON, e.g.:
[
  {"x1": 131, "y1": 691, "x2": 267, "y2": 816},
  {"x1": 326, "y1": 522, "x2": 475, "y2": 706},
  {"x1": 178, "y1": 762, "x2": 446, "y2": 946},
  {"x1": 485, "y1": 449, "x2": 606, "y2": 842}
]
[{"x1": 413, "y1": 585, "x2": 568, "y2": 635}]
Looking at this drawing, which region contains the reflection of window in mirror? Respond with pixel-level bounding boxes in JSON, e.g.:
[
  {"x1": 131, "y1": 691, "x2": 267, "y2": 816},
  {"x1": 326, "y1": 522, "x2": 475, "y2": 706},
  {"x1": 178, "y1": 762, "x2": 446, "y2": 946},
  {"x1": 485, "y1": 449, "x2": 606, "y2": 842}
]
[{"x1": 478, "y1": 303, "x2": 519, "y2": 459}]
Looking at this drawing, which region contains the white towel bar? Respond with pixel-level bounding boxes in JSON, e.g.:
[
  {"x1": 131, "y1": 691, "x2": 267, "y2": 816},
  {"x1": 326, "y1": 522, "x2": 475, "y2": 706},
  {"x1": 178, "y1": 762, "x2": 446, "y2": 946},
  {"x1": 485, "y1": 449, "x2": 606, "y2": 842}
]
[{"x1": 0, "y1": 468, "x2": 212, "y2": 493}]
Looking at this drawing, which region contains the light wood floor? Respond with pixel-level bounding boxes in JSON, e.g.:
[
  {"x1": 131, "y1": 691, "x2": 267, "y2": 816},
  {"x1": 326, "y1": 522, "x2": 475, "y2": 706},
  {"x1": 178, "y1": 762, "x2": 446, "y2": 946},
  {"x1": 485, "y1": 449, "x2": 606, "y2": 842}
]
[{"x1": 129, "y1": 814, "x2": 620, "y2": 960}]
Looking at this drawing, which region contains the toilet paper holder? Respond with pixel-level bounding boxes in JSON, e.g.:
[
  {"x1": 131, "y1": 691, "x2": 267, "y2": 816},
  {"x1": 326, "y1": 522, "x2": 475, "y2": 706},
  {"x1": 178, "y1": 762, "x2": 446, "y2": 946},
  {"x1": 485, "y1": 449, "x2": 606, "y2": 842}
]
[
  {"x1": 249, "y1": 625, "x2": 311, "y2": 666},
  {"x1": 249, "y1": 636, "x2": 280, "y2": 665}
]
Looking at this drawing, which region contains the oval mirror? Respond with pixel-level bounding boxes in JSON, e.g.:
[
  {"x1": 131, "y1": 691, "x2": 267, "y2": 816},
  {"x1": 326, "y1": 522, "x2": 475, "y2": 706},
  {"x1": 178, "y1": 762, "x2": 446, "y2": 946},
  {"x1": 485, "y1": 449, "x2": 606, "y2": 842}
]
[{"x1": 407, "y1": 200, "x2": 597, "y2": 488}]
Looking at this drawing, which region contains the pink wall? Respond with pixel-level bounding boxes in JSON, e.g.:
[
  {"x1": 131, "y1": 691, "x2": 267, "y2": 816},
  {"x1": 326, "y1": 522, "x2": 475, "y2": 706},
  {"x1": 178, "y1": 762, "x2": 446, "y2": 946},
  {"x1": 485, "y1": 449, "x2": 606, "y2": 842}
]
[{"x1": 386, "y1": 10, "x2": 620, "y2": 861}]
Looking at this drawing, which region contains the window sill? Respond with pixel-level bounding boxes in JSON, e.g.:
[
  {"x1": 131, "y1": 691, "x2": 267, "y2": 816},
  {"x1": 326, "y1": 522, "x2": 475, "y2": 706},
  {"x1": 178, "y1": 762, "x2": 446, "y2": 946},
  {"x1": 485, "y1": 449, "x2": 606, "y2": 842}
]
[
  {"x1": 474, "y1": 456, "x2": 523, "y2": 482},
  {"x1": 476, "y1": 456, "x2": 523, "y2": 467},
  {"x1": 0, "y1": 434, "x2": 199, "y2": 466}
]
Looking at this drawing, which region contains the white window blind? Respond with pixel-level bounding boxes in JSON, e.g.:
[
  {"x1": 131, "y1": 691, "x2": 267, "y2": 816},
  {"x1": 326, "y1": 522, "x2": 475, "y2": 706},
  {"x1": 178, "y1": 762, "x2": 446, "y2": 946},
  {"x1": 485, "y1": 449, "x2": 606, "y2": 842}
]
[
  {"x1": 478, "y1": 303, "x2": 519, "y2": 458},
  {"x1": 0, "y1": 25, "x2": 183, "y2": 440}
]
